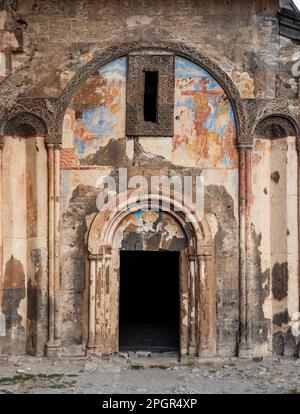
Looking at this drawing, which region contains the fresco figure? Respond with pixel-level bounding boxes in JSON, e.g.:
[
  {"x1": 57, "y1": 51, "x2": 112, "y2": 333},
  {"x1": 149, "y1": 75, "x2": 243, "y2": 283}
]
[
  {"x1": 174, "y1": 57, "x2": 237, "y2": 168},
  {"x1": 181, "y1": 78, "x2": 226, "y2": 137}
]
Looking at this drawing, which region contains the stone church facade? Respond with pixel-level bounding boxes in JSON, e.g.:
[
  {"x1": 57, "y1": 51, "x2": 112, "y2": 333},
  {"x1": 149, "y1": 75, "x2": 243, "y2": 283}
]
[{"x1": 0, "y1": 0, "x2": 300, "y2": 359}]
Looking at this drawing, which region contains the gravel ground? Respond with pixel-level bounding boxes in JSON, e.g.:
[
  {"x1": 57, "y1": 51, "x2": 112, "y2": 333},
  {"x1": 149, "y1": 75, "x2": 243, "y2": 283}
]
[{"x1": 0, "y1": 354, "x2": 300, "y2": 394}]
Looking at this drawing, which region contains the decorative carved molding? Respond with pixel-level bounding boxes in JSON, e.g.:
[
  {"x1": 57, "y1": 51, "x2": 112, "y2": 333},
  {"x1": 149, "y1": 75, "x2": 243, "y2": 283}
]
[
  {"x1": 56, "y1": 41, "x2": 247, "y2": 142},
  {"x1": 1, "y1": 42, "x2": 299, "y2": 146},
  {"x1": 126, "y1": 54, "x2": 174, "y2": 136},
  {"x1": 243, "y1": 98, "x2": 299, "y2": 143},
  {"x1": 254, "y1": 115, "x2": 297, "y2": 139},
  {"x1": 237, "y1": 134, "x2": 253, "y2": 150},
  {"x1": 253, "y1": 99, "x2": 292, "y2": 126},
  {"x1": 0, "y1": 97, "x2": 58, "y2": 145},
  {"x1": 0, "y1": 41, "x2": 249, "y2": 145},
  {"x1": 87, "y1": 195, "x2": 215, "y2": 356},
  {"x1": 3, "y1": 112, "x2": 47, "y2": 137}
]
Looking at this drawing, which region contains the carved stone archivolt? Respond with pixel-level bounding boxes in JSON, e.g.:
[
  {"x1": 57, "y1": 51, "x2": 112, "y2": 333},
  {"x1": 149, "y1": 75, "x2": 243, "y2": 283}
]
[
  {"x1": 56, "y1": 41, "x2": 248, "y2": 142},
  {"x1": 87, "y1": 192, "x2": 215, "y2": 357},
  {"x1": 0, "y1": 97, "x2": 59, "y2": 146},
  {"x1": 254, "y1": 115, "x2": 298, "y2": 139},
  {"x1": 0, "y1": 41, "x2": 299, "y2": 147},
  {"x1": 251, "y1": 99, "x2": 299, "y2": 137},
  {"x1": 3, "y1": 112, "x2": 47, "y2": 138}
]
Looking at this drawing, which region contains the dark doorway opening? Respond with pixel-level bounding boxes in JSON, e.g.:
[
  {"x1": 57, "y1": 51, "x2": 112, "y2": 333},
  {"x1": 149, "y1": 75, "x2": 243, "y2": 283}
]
[{"x1": 119, "y1": 251, "x2": 179, "y2": 352}]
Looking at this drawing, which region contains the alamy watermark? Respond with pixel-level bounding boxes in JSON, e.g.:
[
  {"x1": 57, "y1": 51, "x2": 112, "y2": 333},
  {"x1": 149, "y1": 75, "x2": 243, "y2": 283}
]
[{"x1": 95, "y1": 167, "x2": 205, "y2": 221}]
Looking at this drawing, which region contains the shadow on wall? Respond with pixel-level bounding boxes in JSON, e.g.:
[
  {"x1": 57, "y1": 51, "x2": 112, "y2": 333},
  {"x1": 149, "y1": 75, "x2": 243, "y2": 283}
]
[{"x1": 1, "y1": 256, "x2": 26, "y2": 354}]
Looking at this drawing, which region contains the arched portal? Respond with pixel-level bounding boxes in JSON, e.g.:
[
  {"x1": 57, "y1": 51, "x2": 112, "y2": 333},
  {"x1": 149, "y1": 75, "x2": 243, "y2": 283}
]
[
  {"x1": 117, "y1": 210, "x2": 187, "y2": 353},
  {"x1": 58, "y1": 47, "x2": 243, "y2": 358},
  {"x1": 87, "y1": 193, "x2": 215, "y2": 357},
  {"x1": 59, "y1": 48, "x2": 238, "y2": 358}
]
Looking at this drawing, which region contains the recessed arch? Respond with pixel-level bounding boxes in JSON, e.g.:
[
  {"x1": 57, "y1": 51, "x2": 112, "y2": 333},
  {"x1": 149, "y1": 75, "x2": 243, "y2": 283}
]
[
  {"x1": 57, "y1": 41, "x2": 246, "y2": 142},
  {"x1": 2, "y1": 112, "x2": 48, "y2": 138},
  {"x1": 254, "y1": 114, "x2": 299, "y2": 139},
  {"x1": 88, "y1": 190, "x2": 212, "y2": 255},
  {"x1": 86, "y1": 191, "x2": 215, "y2": 357}
]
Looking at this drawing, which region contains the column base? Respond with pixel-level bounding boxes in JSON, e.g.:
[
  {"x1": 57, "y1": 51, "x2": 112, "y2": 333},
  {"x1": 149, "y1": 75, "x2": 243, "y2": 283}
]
[
  {"x1": 86, "y1": 346, "x2": 96, "y2": 356},
  {"x1": 197, "y1": 349, "x2": 218, "y2": 358},
  {"x1": 238, "y1": 342, "x2": 254, "y2": 358},
  {"x1": 188, "y1": 346, "x2": 197, "y2": 356},
  {"x1": 46, "y1": 340, "x2": 62, "y2": 358}
]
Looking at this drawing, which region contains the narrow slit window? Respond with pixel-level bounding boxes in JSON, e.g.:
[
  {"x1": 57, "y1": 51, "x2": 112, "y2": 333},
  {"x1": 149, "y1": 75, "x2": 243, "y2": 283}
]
[{"x1": 144, "y1": 71, "x2": 158, "y2": 122}]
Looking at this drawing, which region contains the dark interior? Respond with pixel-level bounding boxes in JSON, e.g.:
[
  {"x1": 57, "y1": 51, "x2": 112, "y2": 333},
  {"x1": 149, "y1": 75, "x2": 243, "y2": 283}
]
[
  {"x1": 143, "y1": 71, "x2": 158, "y2": 122},
  {"x1": 119, "y1": 251, "x2": 179, "y2": 352}
]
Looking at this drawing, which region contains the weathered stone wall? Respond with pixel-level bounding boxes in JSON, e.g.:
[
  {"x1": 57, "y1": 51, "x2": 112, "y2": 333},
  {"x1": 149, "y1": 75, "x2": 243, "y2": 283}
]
[
  {"x1": 0, "y1": 0, "x2": 299, "y2": 357},
  {"x1": 0, "y1": 135, "x2": 48, "y2": 355},
  {"x1": 0, "y1": 0, "x2": 281, "y2": 108},
  {"x1": 251, "y1": 135, "x2": 299, "y2": 356},
  {"x1": 1, "y1": 0, "x2": 299, "y2": 118},
  {"x1": 59, "y1": 53, "x2": 239, "y2": 356}
]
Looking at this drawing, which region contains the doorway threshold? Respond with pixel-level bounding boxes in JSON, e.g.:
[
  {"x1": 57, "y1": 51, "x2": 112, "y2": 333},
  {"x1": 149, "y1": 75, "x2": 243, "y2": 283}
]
[{"x1": 119, "y1": 350, "x2": 180, "y2": 361}]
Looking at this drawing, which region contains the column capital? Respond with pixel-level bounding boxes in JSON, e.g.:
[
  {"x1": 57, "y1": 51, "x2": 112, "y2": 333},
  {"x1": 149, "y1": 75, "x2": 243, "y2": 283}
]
[
  {"x1": 197, "y1": 253, "x2": 213, "y2": 261},
  {"x1": 89, "y1": 254, "x2": 102, "y2": 260},
  {"x1": 196, "y1": 244, "x2": 213, "y2": 257},
  {"x1": 237, "y1": 135, "x2": 253, "y2": 150},
  {"x1": 89, "y1": 245, "x2": 112, "y2": 260},
  {"x1": 46, "y1": 142, "x2": 61, "y2": 150}
]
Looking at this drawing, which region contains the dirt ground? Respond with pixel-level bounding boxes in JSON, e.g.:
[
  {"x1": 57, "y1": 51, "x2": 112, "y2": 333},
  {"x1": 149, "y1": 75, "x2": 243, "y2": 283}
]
[{"x1": 0, "y1": 354, "x2": 300, "y2": 394}]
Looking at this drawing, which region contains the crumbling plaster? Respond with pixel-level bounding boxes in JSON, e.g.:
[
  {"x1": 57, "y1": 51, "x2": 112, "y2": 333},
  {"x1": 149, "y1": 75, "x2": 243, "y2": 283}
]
[{"x1": 0, "y1": 0, "x2": 299, "y2": 358}]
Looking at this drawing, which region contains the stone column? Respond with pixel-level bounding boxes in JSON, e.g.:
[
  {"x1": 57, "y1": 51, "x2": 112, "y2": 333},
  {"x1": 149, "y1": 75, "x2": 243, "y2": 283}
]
[
  {"x1": 283, "y1": 136, "x2": 299, "y2": 357},
  {"x1": 54, "y1": 146, "x2": 61, "y2": 343},
  {"x1": 87, "y1": 246, "x2": 112, "y2": 356},
  {"x1": 87, "y1": 255, "x2": 97, "y2": 351},
  {"x1": 188, "y1": 253, "x2": 196, "y2": 356},
  {"x1": 179, "y1": 249, "x2": 189, "y2": 356},
  {"x1": 238, "y1": 139, "x2": 253, "y2": 356},
  {"x1": 197, "y1": 251, "x2": 216, "y2": 357},
  {"x1": 0, "y1": 141, "x2": 3, "y2": 337},
  {"x1": 46, "y1": 144, "x2": 62, "y2": 357},
  {"x1": 96, "y1": 248, "x2": 112, "y2": 354},
  {"x1": 0, "y1": 142, "x2": 2, "y2": 294},
  {"x1": 297, "y1": 140, "x2": 300, "y2": 358}
]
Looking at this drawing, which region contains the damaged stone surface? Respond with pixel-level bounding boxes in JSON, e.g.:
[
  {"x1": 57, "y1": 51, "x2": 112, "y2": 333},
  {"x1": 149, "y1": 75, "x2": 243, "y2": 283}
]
[
  {"x1": 118, "y1": 211, "x2": 188, "y2": 252},
  {"x1": 1, "y1": 355, "x2": 300, "y2": 394},
  {"x1": 0, "y1": 0, "x2": 299, "y2": 360},
  {"x1": 205, "y1": 185, "x2": 239, "y2": 356}
]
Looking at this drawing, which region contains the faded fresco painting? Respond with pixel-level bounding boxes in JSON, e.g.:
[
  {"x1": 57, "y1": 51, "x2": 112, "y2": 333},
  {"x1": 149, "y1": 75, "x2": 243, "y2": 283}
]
[
  {"x1": 62, "y1": 57, "x2": 126, "y2": 166},
  {"x1": 174, "y1": 57, "x2": 237, "y2": 168},
  {"x1": 114, "y1": 210, "x2": 187, "y2": 251}
]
